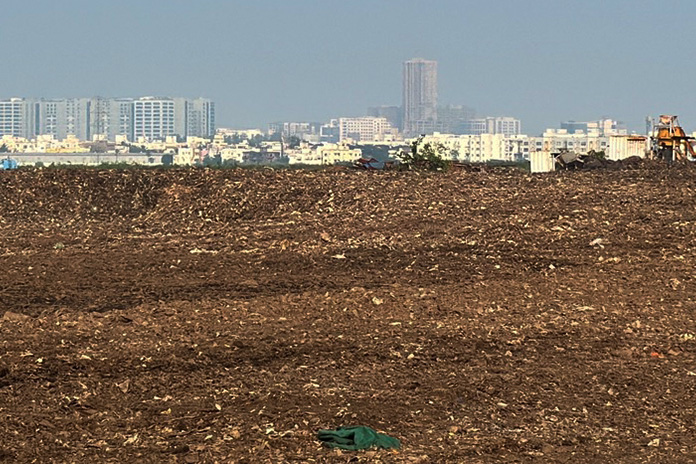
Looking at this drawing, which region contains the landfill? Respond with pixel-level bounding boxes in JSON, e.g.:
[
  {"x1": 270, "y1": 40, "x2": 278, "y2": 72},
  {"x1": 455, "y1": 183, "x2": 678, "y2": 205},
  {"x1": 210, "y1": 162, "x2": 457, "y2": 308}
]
[{"x1": 2, "y1": 163, "x2": 696, "y2": 462}]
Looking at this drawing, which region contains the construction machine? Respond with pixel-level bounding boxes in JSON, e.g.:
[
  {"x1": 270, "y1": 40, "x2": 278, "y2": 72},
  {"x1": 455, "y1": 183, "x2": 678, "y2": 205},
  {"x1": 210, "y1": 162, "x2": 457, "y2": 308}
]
[{"x1": 649, "y1": 115, "x2": 696, "y2": 162}]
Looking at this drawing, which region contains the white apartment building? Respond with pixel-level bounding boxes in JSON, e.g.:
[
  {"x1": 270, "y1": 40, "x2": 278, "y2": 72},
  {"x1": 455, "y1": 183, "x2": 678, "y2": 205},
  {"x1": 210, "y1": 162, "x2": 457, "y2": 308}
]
[
  {"x1": 318, "y1": 143, "x2": 363, "y2": 164},
  {"x1": 0, "y1": 98, "x2": 36, "y2": 138},
  {"x1": 186, "y1": 98, "x2": 215, "y2": 137},
  {"x1": 413, "y1": 128, "x2": 618, "y2": 163},
  {"x1": 460, "y1": 117, "x2": 521, "y2": 136},
  {"x1": 267, "y1": 122, "x2": 321, "y2": 139},
  {"x1": 338, "y1": 117, "x2": 399, "y2": 142},
  {"x1": 286, "y1": 142, "x2": 362, "y2": 165},
  {"x1": 37, "y1": 98, "x2": 92, "y2": 141},
  {"x1": 538, "y1": 128, "x2": 608, "y2": 153},
  {"x1": 89, "y1": 97, "x2": 134, "y2": 141},
  {"x1": 419, "y1": 133, "x2": 528, "y2": 162},
  {"x1": 488, "y1": 117, "x2": 521, "y2": 137},
  {"x1": 133, "y1": 97, "x2": 176, "y2": 141},
  {"x1": 1, "y1": 96, "x2": 215, "y2": 142}
]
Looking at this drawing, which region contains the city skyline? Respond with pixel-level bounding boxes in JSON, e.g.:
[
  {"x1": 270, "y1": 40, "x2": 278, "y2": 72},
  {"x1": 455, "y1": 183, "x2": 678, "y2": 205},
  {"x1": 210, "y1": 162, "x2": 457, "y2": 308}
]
[
  {"x1": 0, "y1": 96, "x2": 215, "y2": 141},
  {"x1": 3, "y1": 1, "x2": 696, "y2": 134}
]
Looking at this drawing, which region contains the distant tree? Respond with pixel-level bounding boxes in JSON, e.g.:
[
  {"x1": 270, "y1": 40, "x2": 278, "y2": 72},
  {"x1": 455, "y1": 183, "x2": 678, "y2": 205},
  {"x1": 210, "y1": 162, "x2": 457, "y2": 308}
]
[
  {"x1": 202, "y1": 153, "x2": 222, "y2": 167},
  {"x1": 225, "y1": 133, "x2": 248, "y2": 144},
  {"x1": 0, "y1": 143, "x2": 7, "y2": 153},
  {"x1": 397, "y1": 136, "x2": 451, "y2": 171},
  {"x1": 248, "y1": 134, "x2": 264, "y2": 148},
  {"x1": 288, "y1": 136, "x2": 301, "y2": 148}
]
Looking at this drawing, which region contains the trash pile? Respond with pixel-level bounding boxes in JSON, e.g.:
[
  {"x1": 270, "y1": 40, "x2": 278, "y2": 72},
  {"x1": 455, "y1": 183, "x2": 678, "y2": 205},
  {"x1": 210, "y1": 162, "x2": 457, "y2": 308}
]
[{"x1": 2, "y1": 165, "x2": 696, "y2": 462}]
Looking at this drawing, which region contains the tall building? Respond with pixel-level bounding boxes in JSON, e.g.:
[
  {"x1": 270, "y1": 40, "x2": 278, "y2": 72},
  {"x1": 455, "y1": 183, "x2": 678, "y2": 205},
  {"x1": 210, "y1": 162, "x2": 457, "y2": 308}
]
[
  {"x1": 486, "y1": 117, "x2": 521, "y2": 137},
  {"x1": 89, "y1": 97, "x2": 134, "y2": 141},
  {"x1": 37, "y1": 98, "x2": 91, "y2": 140},
  {"x1": 132, "y1": 97, "x2": 176, "y2": 141},
  {"x1": 402, "y1": 58, "x2": 438, "y2": 136},
  {"x1": 1, "y1": 96, "x2": 215, "y2": 142},
  {"x1": 131, "y1": 97, "x2": 214, "y2": 140},
  {"x1": 186, "y1": 98, "x2": 216, "y2": 137},
  {"x1": 0, "y1": 98, "x2": 37, "y2": 138}
]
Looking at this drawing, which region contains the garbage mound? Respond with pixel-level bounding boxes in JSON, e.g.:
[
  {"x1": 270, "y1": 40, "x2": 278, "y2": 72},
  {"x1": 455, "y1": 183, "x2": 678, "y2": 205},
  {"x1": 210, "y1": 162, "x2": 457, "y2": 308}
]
[{"x1": 2, "y1": 165, "x2": 696, "y2": 462}]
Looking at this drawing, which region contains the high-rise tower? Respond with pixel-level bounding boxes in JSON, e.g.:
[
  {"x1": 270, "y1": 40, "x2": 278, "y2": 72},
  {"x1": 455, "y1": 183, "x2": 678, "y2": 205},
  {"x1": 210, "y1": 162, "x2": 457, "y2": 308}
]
[{"x1": 402, "y1": 58, "x2": 438, "y2": 136}]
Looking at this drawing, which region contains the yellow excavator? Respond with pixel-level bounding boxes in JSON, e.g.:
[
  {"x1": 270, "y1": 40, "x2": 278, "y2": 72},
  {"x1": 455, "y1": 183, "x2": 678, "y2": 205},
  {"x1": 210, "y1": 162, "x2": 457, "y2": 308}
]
[{"x1": 650, "y1": 115, "x2": 696, "y2": 162}]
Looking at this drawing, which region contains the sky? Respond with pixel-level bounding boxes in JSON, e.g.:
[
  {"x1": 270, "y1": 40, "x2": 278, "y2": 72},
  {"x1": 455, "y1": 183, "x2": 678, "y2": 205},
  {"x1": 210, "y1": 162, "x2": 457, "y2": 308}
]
[{"x1": 2, "y1": 0, "x2": 696, "y2": 135}]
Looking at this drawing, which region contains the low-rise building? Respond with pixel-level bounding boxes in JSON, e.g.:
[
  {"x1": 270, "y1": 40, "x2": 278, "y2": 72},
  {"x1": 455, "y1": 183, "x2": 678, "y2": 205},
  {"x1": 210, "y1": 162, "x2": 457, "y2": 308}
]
[
  {"x1": 417, "y1": 132, "x2": 528, "y2": 162},
  {"x1": 286, "y1": 142, "x2": 362, "y2": 165},
  {"x1": 538, "y1": 129, "x2": 608, "y2": 153},
  {"x1": 459, "y1": 117, "x2": 521, "y2": 136},
  {"x1": 338, "y1": 117, "x2": 400, "y2": 142}
]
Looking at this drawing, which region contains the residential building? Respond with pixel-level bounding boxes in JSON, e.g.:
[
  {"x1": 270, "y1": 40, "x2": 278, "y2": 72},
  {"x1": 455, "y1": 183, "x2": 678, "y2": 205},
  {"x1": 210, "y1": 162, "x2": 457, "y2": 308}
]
[
  {"x1": 286, "y1": 142, "x2": 362, "y2": 165},
  {"x1": 560, "y1": 119, "x2": 626, "y2": 136},
  {"x1": 460, "y1": 117, "x2": 521, "y2": 136},
  {"x1": 186, "y1": 98, "x2": 216, "y2": 137},
  {"x1": 402, "y1": 58, "x2": 438, "y2": 136},
  {"x1": 89, "y1": 97, "x2": 134, "y2": 141},
  {"x1": 418, "y1": 132, "x2": 529, "y2": 163},
  {"x1": 317, "y1": 142, "x2": 362, "y2": 165},
  {"x1": 319, "y1": 120, "x2": 340, "y2": 143},
  {"x1": 1, "y1": 96, "x2": 215, "y2": 142},
  {"x1": 538, "y1": 128, "x2": 608, "y2": 153},
  {"x1": 486, "y1": 117, "x2": 521, "y2": 137},
  {"x1": 0, "y1": 98, "x2": 36, "y2": 138},
  {"x1": 338, "y1": 117, "x2": 399, "y2": 142},
  {"x1": 267, "y1": 122, "x2": 322, "y2": 140},
  {"x1": 37, "y1": 98, "x2": 91, "y2": 141},
  {"x1": 132, "y1": 97, "x2": 176, "y2": 141}
]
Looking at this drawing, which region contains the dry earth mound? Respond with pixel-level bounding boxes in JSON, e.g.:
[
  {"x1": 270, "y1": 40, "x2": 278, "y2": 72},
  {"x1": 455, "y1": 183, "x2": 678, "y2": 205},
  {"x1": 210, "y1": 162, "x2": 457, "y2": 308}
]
[{"x1": 2, "y1": 165, "x2": 696, "y2": 462}]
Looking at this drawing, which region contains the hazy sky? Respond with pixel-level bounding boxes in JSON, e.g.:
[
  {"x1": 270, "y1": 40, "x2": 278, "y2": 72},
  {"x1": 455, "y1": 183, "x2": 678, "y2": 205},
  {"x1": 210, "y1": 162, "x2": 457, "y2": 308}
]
[{"x1": 3, "y1": 0, "x2": 696, "y2": 134}]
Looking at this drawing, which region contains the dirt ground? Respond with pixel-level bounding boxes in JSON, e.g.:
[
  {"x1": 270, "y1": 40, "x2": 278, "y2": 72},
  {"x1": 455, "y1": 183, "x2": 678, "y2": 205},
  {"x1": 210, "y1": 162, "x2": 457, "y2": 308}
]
[{"x1": 2, "y1": 165, "x2": 696, "y2": 463}]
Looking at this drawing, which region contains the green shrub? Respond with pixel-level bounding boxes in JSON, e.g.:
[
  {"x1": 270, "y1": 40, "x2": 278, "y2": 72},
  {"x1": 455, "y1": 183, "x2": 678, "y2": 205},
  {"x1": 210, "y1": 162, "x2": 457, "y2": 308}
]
[{"x1": 397, "y1": 136, "x2": 451, "y2": 171}]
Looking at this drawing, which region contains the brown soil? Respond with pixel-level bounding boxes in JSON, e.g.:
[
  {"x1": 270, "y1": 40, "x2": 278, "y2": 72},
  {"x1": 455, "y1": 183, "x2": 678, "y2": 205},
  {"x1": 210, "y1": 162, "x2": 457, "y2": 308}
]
[{"x1": 2, "y1": 165, "x2": 696, "y2": 463}]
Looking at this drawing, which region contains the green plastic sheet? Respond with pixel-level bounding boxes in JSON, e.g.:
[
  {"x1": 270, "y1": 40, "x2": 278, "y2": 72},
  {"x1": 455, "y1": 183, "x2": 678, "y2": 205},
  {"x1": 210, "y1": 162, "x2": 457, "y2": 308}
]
[{"x1": 317, "y1": 426, "x2": 401, "y2": 450}]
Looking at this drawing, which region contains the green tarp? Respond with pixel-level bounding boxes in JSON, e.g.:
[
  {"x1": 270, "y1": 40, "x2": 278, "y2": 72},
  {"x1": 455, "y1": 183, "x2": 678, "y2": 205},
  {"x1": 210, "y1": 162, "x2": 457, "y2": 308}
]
[{"x1": 317, "y1": 426, "x2": 401, "y2": 451}]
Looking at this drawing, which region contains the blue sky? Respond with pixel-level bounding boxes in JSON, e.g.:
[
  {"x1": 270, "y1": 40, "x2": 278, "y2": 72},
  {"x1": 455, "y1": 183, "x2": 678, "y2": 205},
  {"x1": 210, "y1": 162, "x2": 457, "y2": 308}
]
[{"x1": 2, "y1": 0, "x2": 696, "y2": 134}]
